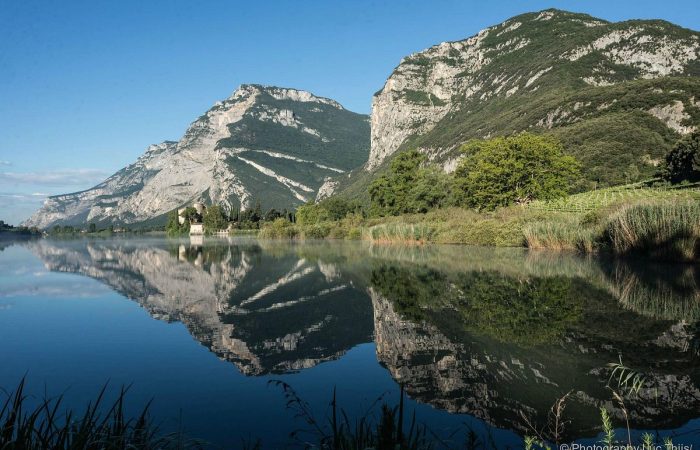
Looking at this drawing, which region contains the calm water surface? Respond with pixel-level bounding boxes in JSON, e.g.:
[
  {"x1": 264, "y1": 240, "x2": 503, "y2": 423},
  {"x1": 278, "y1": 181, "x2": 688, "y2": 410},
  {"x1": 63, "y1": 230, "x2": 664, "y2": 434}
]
[{"x1": 1, "y1": 237, "x2": 699, "y2": 448}]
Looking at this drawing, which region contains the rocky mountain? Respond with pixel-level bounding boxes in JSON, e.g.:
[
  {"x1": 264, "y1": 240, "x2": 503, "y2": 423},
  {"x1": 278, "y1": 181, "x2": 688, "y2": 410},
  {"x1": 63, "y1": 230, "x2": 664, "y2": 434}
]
[
  {"x1": 323, "y1": 9, "x2": 700, "y2": 200},
  {"x1": 24, "y1": 85, "x2": 370, "y2": 229}
]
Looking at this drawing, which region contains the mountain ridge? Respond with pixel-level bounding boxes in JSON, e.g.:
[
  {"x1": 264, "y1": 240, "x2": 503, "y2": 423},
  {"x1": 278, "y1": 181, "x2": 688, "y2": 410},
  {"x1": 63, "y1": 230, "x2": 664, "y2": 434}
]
[
  {"x1": 24, "y1": 84, "x2": 370, "y2": 229},
  {"x1": 23, "y1": 9, "x2": 700, "y2": 226},
  {"x1": 322, "y1": 8, "x2": 700, "y2": 200}
]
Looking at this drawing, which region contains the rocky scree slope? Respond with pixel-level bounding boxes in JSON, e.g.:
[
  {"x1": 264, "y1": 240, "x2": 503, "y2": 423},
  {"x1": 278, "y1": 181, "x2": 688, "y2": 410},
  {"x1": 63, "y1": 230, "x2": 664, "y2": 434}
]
[
  {"x1": 322, "y1": 9, "x2": 700, "y2": 200},
  {"x1": 25, "y1": 85, "x2": 370, "y2": 229}
]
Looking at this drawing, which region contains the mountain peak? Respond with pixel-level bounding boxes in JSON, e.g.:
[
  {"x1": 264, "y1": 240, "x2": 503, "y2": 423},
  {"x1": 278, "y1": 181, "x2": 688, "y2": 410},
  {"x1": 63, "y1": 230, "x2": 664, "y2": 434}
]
[
  {"x1": 516, "y1": 8, "x2": 609, "y2": 24},
  {"x1": 24, "y1": 84, "x2": 369, "y2": 229},
  {"x1": 230, "y1": 84, "x2": 345, "y2": 110},
  {"x1": 315, "y1": 8, "x2": 700, "y2": 202}
]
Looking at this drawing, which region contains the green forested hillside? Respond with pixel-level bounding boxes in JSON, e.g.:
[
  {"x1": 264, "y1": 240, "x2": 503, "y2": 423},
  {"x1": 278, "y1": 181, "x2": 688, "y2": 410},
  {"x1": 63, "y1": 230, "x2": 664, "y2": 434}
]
[{"x1": 331, "y1": 9, "x2": 700, "y2": 200}]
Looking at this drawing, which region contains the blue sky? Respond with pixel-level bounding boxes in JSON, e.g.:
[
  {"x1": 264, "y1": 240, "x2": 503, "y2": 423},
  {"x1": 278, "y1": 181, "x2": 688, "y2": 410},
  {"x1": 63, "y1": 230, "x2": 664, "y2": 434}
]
[{"x1": 0, "y1": 0, "x2": 698, "y2": 224}]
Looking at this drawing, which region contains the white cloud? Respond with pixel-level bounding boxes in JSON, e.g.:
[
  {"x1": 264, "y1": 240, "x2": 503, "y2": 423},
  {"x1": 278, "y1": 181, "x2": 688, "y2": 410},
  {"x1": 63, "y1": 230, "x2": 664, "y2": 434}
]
[
  {"x1": 0, "y1": 169, "x2": 109, "y2": 187},
  {"x1": 0, "y1": 161, "x2": 11, "y2": 166},
  {"x1": 0, "y1": 192, "x2": 51, "y2": 200},
  {"x1": 0, "y1": 192, "x2": 50, "y2": 225}
]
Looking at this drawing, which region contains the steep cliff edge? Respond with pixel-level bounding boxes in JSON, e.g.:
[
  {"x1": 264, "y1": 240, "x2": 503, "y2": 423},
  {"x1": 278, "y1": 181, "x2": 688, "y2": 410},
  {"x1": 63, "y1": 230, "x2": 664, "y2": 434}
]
[{"x1": 324, "y1": 9, "x2": 700, "y2": 200}]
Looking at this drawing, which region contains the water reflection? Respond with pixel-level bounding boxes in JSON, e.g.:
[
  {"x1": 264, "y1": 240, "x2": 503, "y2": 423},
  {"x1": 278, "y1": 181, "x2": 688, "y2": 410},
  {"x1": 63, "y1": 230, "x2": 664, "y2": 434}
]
[
  {"x1": 26, "y1": 238, "x2": 373, "y2": 375},
  {"x1": 22, "y1": 237, "x2": 700, "y2": 440}
]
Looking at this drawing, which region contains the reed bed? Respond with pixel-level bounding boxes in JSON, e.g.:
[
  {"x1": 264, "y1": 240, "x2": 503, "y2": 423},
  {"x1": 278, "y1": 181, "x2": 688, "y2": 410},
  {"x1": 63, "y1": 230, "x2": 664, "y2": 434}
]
[
  {"x1": 523, "y1": 200, "x2": 700, "y2": 262},
  {"x1": 0, "y1": 378, "x2": 200, "y2": 449},
  {"x1": 605, "y1": 200, "x2": 700, "y2": 261},
  {"x1": 522, "y1": 218, "x2": 598, "y2": 253},
  {"x1": 367, "y1": 223, "x2": 435, "y2": 244}
]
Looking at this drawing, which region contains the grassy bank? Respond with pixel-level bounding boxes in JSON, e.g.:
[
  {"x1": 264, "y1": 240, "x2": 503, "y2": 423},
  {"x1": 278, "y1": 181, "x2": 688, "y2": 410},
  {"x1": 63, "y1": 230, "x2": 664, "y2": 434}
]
[
  {"x1": 524, "y1": 198, "x2": 700, "y2": 262},
  {"x1": 259, "y1": 205, "x2": 558, "y2": 246},
  {"x1": 258, "y1": 183, "x2": 700, "y2": 262}
]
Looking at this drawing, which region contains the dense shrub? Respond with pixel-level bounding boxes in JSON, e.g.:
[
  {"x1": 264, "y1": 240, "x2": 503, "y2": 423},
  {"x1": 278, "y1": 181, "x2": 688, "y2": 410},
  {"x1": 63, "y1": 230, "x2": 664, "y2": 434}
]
[
  {"x1": 259, "y1": 218, "x2": 298, "y2": 239},
  {"x1": 165, "y1": 209, "x2": 190, "y2": 236},
  {"x1": 660, "y1": 131, "x2": 700, "y2": 184},
  {"x1": 303, "y1": 223, "x2": 332, "y2": 239},
  {"x1": 604, "y1": 200, "x2": 700, "y2": 261},
  {"x1": 368, "y1": 150, "x2": 450, "y2": 216},
  {"x1": 452, "y1": 133, "x2": 580, "y2": 210},
  {"x1": 297, "y1": 198, "x2": 362, "y2": 225}
]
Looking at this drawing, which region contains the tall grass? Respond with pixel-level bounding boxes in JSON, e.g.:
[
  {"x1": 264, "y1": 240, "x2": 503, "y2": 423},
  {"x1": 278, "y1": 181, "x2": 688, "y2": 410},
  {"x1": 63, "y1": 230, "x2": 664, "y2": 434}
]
[
  {"x1": 0, "y1": 378, "x2": 199, "y2": 449},
  {"x1": 523, "y1": 200, "x2": 700, "y2": 262},
  {"x1": 270, "y1": 381, "x2": 435, "y2": 450},
  {"x1": 368, "y1": 223, "x2": 435, "y2": 244},
  {"x1": 605, "y1": 200, "x2": 700, "y2": 262},
  {"x1": 523, "y1": 218, "x2": 598, "y2": 252},
  {"x1": 522, "y1": 380, "x2": 688, "y2": 450},
  {"x1": 258, "y1": 218, "x2": 299, "y2": 239}
]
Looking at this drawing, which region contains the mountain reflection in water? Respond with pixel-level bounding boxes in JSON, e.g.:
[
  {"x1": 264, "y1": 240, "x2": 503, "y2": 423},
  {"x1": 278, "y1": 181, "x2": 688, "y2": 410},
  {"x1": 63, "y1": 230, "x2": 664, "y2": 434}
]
[{"x1": 23, "y1": 237, "x2": 700, "y2": 440}]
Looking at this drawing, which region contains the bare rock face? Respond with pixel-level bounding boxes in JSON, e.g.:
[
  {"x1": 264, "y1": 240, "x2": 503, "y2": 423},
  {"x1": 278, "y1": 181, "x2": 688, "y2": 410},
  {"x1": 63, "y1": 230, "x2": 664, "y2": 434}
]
[
  {"x1": 360, "y1": 9, "x2": 700, "y2": 186},
  {"x1": 24, "y1": 85, "x2": 370, "y2": 229},
  {"x1": 368, "y1": 30, "x2": 491, "y2": 171}
]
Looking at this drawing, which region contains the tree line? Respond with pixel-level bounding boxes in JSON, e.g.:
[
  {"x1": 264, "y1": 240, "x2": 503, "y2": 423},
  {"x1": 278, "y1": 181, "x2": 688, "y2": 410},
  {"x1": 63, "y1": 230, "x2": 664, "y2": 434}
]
[
  {"x1": 295, "y1": 130, "x2": 700, "y2": 224},
  {"x1": 165, "y1": 201, "x2": 297, "y2": 236}
]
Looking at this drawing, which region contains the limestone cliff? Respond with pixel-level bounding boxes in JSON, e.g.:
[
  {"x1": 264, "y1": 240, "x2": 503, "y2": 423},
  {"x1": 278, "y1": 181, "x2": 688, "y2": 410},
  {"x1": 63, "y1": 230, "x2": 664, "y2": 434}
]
[{"x1": 328, "y1": 9, "x2": 700, "y2": 199}]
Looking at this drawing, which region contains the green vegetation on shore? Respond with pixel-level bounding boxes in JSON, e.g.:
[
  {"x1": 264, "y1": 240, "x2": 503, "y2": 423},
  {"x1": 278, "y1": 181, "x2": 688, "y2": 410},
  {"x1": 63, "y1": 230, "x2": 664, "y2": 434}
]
[
  {"x1": 259, "y1": 132, "x2": 700, "y2": 262},
  {"x1": 165, "y1": 201, "x2": 296, "y2": 236},
  {"x1": 261, "y1": 183, "x2": 700, "y2": 260},
  {"x1": 365, "y1": 133, "x2": 579, "y2": 215},
  {"x1": 0, "y1": 220, "x2": 40, "y2": 238}
]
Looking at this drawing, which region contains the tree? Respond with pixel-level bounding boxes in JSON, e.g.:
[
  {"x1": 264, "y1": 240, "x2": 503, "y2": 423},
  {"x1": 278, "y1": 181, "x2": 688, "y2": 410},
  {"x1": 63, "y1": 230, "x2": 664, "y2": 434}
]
[
  {"x1": 183, "y1": 207, "x2": 200, "y2": 223},
  {"x1": 369, "y1": 149, "x2": 449, "y2": 216},
  {"x1": 406, "y1": 167, "x2": 450, "y2": 213},
  {"x1": 661, "y1": 131, "x2": 700, "y2": 184},
  {"x1": 252, "y1": 201, "x2": 262, "y2": 223},
  {"x1": 166, "y1": 209, "x2": 189, "y2": 236},
  {"x1": 203, "y1": 204, "x2": 228, "y2": 233},
  {"x1": 294, "y1": 197, "x2": 362, "y2": 225},
  {"x1": 88, "y1": 223, "x2": 97, "y2": 233},
  {"x1": 322, "y1": 197, "x2": 360, "y2": 220},
  {"x1": 296, "y1": 202, "x2": 330, "y2": 225},
  {"x1": 452, "y1": 133, "x2": 580, "y2": 210},
  {"x1": 264, "y1": 208, "x2": 282, "y2": 222},
  {"x1": 369, "y1": 149, "x2": 451, "y2": 216}
]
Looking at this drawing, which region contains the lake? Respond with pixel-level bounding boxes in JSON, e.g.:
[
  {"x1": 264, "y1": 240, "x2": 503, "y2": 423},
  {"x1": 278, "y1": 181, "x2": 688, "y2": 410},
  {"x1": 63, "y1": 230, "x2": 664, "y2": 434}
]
[{"x1": 1, "y1": 237, "x2": 699, "y2": 448}]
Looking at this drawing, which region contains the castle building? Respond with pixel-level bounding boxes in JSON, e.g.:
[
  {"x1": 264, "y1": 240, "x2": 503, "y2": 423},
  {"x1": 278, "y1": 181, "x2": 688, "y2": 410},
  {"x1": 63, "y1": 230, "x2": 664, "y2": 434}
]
[
  {"x1": 177, "y1": 202, "x2": 207, "y2": 235},
  {"x1": 189, "y1": 223, "x2": 204, "y2": 235}
]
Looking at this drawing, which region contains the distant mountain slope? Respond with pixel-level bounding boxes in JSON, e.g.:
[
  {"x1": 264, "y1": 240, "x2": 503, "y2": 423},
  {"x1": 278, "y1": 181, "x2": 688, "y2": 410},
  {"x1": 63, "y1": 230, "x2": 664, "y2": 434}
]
[
  {"x1": 24, "y1": 85, "x2": 370, "y2": 229},
  {"x1": 324, "y1": 9, "x2": 700, "y2": 200}
]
